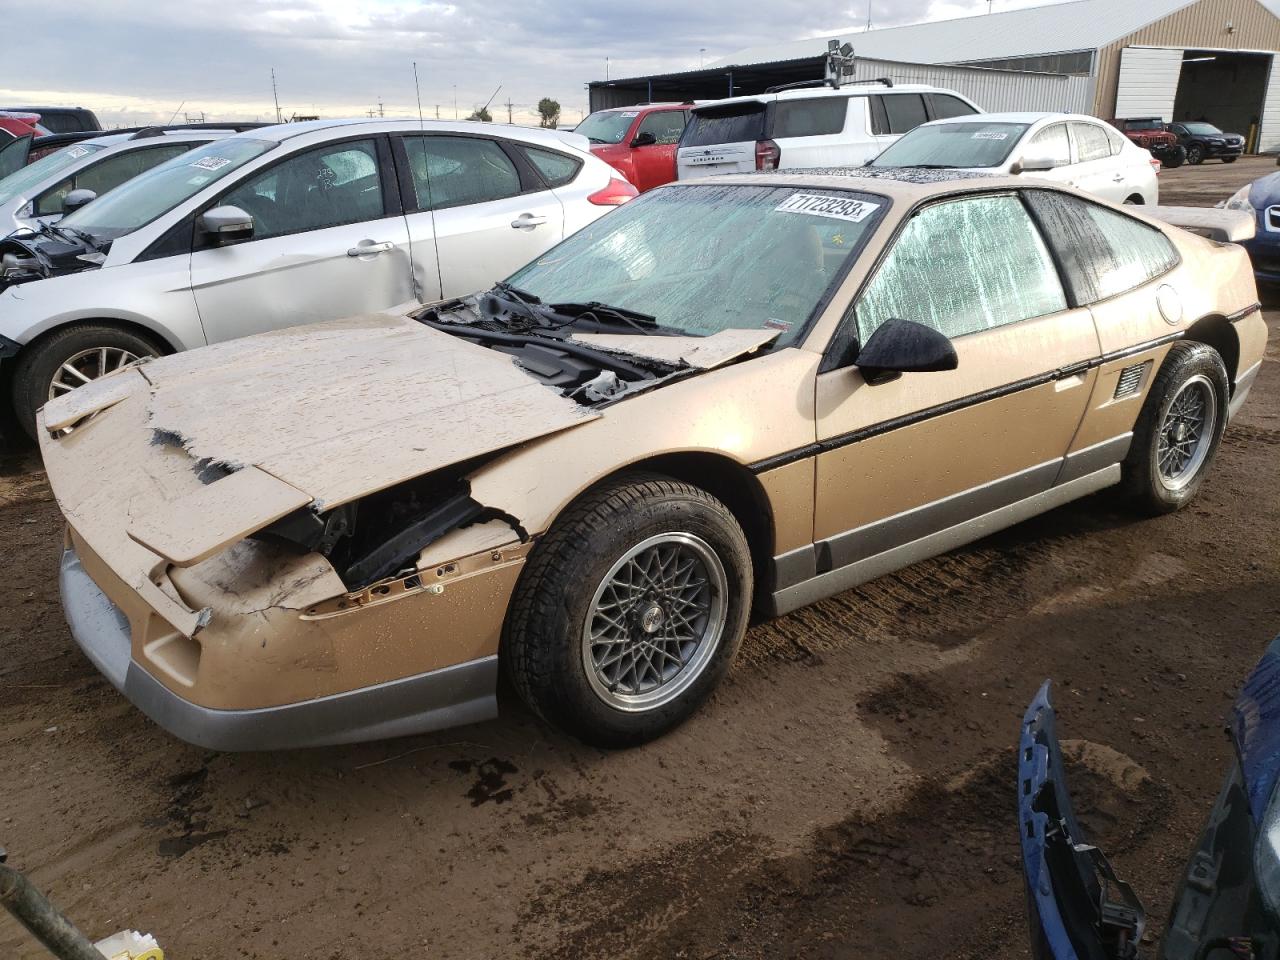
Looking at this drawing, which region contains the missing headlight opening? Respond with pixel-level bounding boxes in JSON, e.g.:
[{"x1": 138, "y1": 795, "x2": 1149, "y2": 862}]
[{"x1": 252, "y1": 457, "x2": 526, "y2": 592}]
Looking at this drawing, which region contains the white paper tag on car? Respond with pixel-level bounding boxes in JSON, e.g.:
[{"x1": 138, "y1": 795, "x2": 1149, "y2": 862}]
[
  {"x1": 67, "y1": 146, "x2": 90, "y2": 159},
  {"x1": 972, "y1": 131, "x2": 1009, "y2": 140},
  {"x1": 775, "y1": 193, "x2": 879, "y2": 223},
  {"x1": 191, "y1": 156, "x2": 232, "y2": 171}
]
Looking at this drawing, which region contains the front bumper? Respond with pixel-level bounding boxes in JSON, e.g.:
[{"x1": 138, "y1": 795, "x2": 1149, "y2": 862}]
[
  {"x1": 1243, "y1": 233, "x2": 1280, "y2": 285},
  {"x1": 1203, "y1": 141, "x2": 1245, "y2": 159},
  {"x1": 59, "y1": 546, "x2": 499, "y2": 751}
]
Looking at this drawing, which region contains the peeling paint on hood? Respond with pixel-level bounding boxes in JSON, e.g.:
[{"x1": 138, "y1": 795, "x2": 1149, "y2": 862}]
[{"x1": 47, "y1": 314, "x2": 600, "y2": 510}]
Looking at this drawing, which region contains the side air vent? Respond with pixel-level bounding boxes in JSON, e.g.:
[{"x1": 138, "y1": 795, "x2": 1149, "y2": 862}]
[{"x1": 1114, "y1": 360, "x2": 1153, "y2": 400}]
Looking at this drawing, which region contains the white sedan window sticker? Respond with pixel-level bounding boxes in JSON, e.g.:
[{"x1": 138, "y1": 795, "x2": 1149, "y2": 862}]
[
  {"x1": 972, "y1": 131, "x2": 1009, "y2": 140},
  {"x1": 775, "y1": 193, "x2": 880, "y2": 223},
  {"x1": 190, "y1": 156, "x2": 232, "y2": 171}
]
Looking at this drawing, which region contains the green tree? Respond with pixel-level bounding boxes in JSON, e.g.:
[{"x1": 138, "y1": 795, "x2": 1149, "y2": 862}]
[
  {"x1": 537, "y1": 98, "x2": 561, "y2": 129},
  {"x1": 467, "y1": 106, "x2": 493, "y2": 122}
]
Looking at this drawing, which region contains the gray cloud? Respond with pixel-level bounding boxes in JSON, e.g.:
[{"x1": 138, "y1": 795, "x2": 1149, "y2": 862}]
[{"x1": 8, "y1": 0, "x2": 1280, "y2": 125}]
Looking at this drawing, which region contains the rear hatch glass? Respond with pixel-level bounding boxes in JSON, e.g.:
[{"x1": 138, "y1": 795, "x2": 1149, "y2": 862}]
[{"x1": 680, "y1": 104, "x2": 767, "y2": 148}]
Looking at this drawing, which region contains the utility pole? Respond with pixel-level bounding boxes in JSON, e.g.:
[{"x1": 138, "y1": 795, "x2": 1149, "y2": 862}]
[
  {"x1": 606, "y1": 56, "x2": 610, "y2": 80},
  {"x1": 505, "y1": 98, "x2": 514, "y2": 124},
  {"x1": 435, "y1": 105, "x2": 440, "y2": 119},
  {"x1": 866, "y1": 0, "x2": 873, "y2": 30},
  {"x1": 271, "y1": 67, "x2": 282, "y2": 123}
]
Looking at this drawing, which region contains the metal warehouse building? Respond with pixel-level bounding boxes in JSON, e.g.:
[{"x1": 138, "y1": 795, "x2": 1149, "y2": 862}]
[{"x1": 589, "y1": 0, "x2": 1280, "y2": 150}]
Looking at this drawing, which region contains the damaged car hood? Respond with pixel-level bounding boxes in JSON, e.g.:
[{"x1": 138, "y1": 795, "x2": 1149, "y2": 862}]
[
  {"x1": 41, "y1": 314, "x2": 603, "y2": 567},
  {"x1": 0, "y1": 228, "x2": 104, "y2": 291}
]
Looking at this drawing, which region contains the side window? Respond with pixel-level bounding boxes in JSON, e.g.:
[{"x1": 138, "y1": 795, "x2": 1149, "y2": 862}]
[
  {"x1": 520, "y1": 145, "x2": 581, "y2": 187},
  {"x1": 771, "y1": 98, "x2": 848, "y2": 138},
  {"x1": 35, "y1": 143, "x2": 193, "y2": 215},
  {"x1": 1023, "y1": 190, "x2": 1179, "y2": 303},
  {"x1": 1105, "y1": 126, "x2": 1128, "y2": 156},
  {"x1": 855, "y1": 194, "x2": 1067, "y2": 343},
  {"x1": 219, "y1": 139, "x2": 383, "y2": 242},
  {"x1": 402, "y1": 136, "x2": 522, "y2": 211},
  {"x1": 928, "y1": 94, "x2": 978, "y2": 120},
  {"x1": 1071, "y1": 122, "x2": 1112, "y2": 162},
  {"x1": 635, "y1": 110, "x2": 688, "y2": 145},
  {"x1": 881, "y1": 94, "x2": 929, "y2": 135},
  {"x1": 1027, "y1": 123, "x2": 1072, "y2": 166},
  {"x1": 869, "y1": 96, "x2": 889, "y2": 136}
]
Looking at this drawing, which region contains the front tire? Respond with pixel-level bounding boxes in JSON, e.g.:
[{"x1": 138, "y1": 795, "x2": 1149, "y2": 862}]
[
  {"x1": 1186, "y1": 144, "x2": 1205, "y2": 165},
  {"x1": 503, "y1": 473, "x2": 752, "y2": 748},
  {"x1": 12, "y1": 324, "x2": 163, "y2": 439},
  {"x1": 1121, "y1": 341, "x2": 1228, "y2": 515}
]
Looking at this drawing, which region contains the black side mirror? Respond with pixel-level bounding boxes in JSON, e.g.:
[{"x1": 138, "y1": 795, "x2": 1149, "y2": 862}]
[
  {"x1": 630, "y1": 131, "x2": 657, "y2": 148},
  {"x1": 62, "y1": 188, "x2": 97, "y2": 214},
  {"x1": 856, "y1": 319, "x2": 958, "y2": 383}
]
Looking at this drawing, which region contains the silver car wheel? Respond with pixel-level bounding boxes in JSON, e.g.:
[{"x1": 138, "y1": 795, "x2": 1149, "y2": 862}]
[
  {"x1": 582, "y1": 532, "x2": 727, "y2": 713},
  {"x1": 48, "y1": 346, "x2": 141, "y2": 401},
  {"x1": 1156, "y1": 374, "x2": 1217, "y2": 491}
]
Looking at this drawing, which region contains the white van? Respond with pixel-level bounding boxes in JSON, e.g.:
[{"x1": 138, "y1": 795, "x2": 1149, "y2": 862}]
[{"x1": 676, "y1": 82, "x2": 982, "y2": 178}]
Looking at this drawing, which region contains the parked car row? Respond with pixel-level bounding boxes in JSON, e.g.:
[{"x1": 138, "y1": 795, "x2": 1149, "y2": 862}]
[{"x1": 0, "y1": 119, "x2": 634, "y2": 438}]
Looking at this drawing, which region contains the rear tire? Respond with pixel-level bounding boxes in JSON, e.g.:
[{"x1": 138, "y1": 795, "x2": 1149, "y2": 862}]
[
  {"x1": 1162, "y1": 152, "x2": 1185, "y2": 169},
  {"x1": 1121, "y1": 341, "x2": 1228, "y2": 515},
  {"x1": 12, "y1": 324, "x2": 163, "y2": 440},
  {"x1": 503, "y1": 473, "x2": 752, "y2": 748},
  {"x1": 1223, "y1": 156, "x2": 1238, "y2": 164},
  {"x1": 1186, "y1": 144, "x2": 1205, "y2": 165}
]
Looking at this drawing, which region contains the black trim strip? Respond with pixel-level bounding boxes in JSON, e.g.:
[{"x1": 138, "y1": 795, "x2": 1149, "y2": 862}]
[
  {"x1": 750, "y1": 332, "x2": 1185, "y2": 474},
  {"x1": 1227, "y1": 302, "x2": 1262, "y2": 323}
]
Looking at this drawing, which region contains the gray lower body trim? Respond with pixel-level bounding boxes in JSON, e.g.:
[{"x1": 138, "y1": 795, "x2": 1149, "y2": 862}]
[
  {"x1": 59, "y1": 547, "x2": 498, "y2": 751},
  {"x1": 1229, "y1": 360, "x2": 1262, "y2": 421},
  {"x1": 768, "y1": 465, "x2": 1121, "y2": 618},
  {"x1": 1055, "y1": 433, "x2": 1132, "y2": 486}
]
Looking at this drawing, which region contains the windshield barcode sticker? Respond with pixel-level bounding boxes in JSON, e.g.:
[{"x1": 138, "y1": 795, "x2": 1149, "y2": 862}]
[
  {"x1": 191, "y1": 156, "x2": 232, "y2": 171},
  {"x1": 67, "y1": 146, "x2": 90, "y2": 159},
  {"x1": 775, "y1": 193, "x2": 879, "y2": 223},
  {"x1": 972, "y1": 131, "x2": 1009, "y2": 140}
]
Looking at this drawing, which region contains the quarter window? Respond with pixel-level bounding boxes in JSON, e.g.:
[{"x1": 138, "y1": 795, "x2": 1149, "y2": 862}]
[
  {"x1": 772, "y1": 98, "x2": 848, "y2": 138},
  {"x1": 635, "y1": 110, "x2": 688, "y2": 144},
  {"x1": 880, "y1": 94, "x2": 929, "y2": 135},
  {"x1": 1027, "y1": 123, "x2": 1072, "y2": 166},
  {"x1": 521, "y1": 145, "x2": 581, "y2": 187},
  {"x1": 1071, "y1": 122, "x2": 1112, "y2": 162},
  {"x1": 928, "y1": 94, "x2": 978, "y2": 120},
  {"x1": 219, "y1": 139, "x2": 383, "y2": 241},
  {"x1": 1023, "y1": 190, "x2": 1179, "y2": 303},
  {"x1": 855, "y1": 194, "x2": 1067, "y2": 343},
  {"x1": 402, "y1": 136, "x2": 523, "y2": 210}
]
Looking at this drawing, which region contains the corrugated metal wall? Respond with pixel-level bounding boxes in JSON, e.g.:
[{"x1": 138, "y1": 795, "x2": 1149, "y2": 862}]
[
  {"x1": 1094, "y1": 0, "x2": 1280, "y2": 117},
  {"x1": 1257, "y1": 57, "x2": 1280, "y2": 149},
  {"x1": 850, "y1": 57, "x2": 1094, "y2": 113}
]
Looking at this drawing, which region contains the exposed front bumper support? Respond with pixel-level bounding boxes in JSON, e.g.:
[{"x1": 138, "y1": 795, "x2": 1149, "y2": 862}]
[{"x1": 59, "y1": 547, "x2": 499, "y2": 751}]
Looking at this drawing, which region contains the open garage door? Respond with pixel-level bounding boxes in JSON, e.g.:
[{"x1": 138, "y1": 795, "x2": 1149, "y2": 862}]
[
  {"x1": 1259, "y1": 56, "x2": 1280, "y2": 153},
  {"x1": 1115, "y1": 47, "x2": 1183, "y2": 121}
]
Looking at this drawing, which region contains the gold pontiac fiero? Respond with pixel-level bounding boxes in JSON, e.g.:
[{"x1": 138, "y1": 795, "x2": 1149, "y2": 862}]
[{"x1": 38, "y1": 170, "x2": 1265, "y2": 750}]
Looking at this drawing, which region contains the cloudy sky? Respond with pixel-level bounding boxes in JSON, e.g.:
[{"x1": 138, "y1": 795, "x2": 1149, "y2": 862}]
[{"x1": 6, "y1": 0, "x2": 1279, "y2": 127}]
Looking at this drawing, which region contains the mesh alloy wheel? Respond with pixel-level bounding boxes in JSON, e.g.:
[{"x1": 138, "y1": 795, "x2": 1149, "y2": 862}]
[
  {"x1": 1155, "y1": 374, "x2": 1217, "y2": 492},
  {"x1": 581, "y1": 532, "x2": 727, "y2": 712}
]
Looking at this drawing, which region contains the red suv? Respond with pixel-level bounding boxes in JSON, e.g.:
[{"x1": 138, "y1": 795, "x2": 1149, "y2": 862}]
[
  {"x1": 0, "y1": 111, "x2": 45, "y2": 140},
  {"x1": 575, "y1": 104, "x2": 692, "y2": 192}
]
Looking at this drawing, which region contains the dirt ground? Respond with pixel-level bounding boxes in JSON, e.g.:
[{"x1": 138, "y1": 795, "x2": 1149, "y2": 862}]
[{"x1": 1, "y1": 157, "x2": 1278, "y2": 960}]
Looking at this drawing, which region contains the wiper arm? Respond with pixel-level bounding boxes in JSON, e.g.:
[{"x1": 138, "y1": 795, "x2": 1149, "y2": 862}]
[
  {"x1": 493, "y1": 281, "x2": 541, "y2": 305},
  {"x1": 549, "y1": 301, "x2": 660, "y2": 334},
  {"x1": 908, "y1": 163, "x2": 960, "y2": 169},
  {"x1": 54, "y1": 224, "x2": 97, "y2": 247}
]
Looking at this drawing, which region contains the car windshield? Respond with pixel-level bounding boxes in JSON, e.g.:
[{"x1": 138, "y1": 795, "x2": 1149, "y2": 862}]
[
  {"x1": 575, "y1": 111, "x2": 638, "y2": 144},
  {"x1": 0, "y1": 141, "x2": 106, "y2": 204},
  {"x1": 1121, "y1": 119, "x2": 1164, "y2": 131},
  {"x1": 870, "y1": 121, "x2": 1030, "y2": 168},
  {"x1": 1182, "y1": 122, "x2": 1224, "y2": 135},
  {"x1": 505, "y1": 183, "x2": 886, "y2": 348},
  {"x1": 60, "y1": 137, "x2": 275, "y2": 242}
]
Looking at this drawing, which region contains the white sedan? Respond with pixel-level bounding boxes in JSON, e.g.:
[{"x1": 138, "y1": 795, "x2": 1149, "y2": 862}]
[
  {"x1": 868, "y1": 112, "x2": 1159, "y2": 206},
  {"x1": 0, "y1": 119, "x2": 636, "y2": 438}
]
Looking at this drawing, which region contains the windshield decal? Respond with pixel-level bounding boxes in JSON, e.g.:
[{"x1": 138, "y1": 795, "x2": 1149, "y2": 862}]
[
  {"x1": 775, "y1": 193, "x2": 880, "y2": 223},
  {"x1": 190, "y1": 156, "x2": 232, "y2": 171},
  {"x1": 620, "y1": 111, "x2": 639, "y2": 117},
  {"x1": 66, "y1": 146, "x2": 91, "y2": 159},
  {"x1": 972, "y1": 131, "x2": 1009, "y2": 140}
]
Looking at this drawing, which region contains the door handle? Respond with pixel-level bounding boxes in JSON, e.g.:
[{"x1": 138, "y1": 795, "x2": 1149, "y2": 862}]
[
  {"x1": 1112, "y1": 174, "x2": 1125, "y2": 182},
  {"x1": 511, "y1": 214, "x2": 547, "y2": 230},
  {"x1": 347, "y1": 240, "x2": 394, "y2": 257}
]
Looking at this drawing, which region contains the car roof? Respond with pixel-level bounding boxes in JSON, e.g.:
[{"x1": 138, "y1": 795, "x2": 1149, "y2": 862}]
[
  {"x1": 240, "y1": 117, "x2": 589, "y2": 147},
  {"x1": 694, "y1": 84, "x2": 968, "y2": 111},
  {"x1": 80, "y1": 130, "x2": 235, "y2": 148},
  {"x1": 657, "y1": 167, "x2": 1025, "y2": 203},
  {"x1": 919, "y1": 111, "x2": 1101, "y2": 127},
  {"x1": 594, "y1": 103, "x2": 696, "y2": 113}
]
